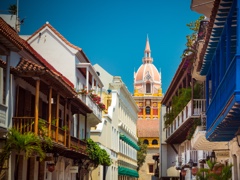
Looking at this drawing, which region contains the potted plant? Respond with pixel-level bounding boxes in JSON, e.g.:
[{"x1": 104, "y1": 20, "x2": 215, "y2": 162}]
[
  {"x1": 98, "y1": 102, "x2": 106, "y2": 110},
  {"x1": 78, "y1": 87, "x2": 88, "y2": 95},
  {"x1": 196, "y1": 160, "x2": 232, "y2": 180},
  {"x1": 90, "y1": 93, "x2": 101, "y2": 104}
]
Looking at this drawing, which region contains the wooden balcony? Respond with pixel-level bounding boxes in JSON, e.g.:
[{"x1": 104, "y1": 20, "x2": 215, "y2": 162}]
[
  {"x1": 70, "y1": 136, "x2": 87, "y2": 154},
  {"x1": 12, "y1": 117, "x2": 87, "y2": 155},
  {"x1": 165, "y1": 99, "x2": 205, "y2": 144}
]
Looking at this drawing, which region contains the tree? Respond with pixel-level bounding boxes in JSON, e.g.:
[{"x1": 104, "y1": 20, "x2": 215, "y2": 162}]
[
  {"x1": 86, "y1": 139, "x2": 112, "y2": 180},
  {"x1": 8, "y1": 4, "x2": 17, "y2": 15},
  {"x1": 86, "y1": 138, "x2": 111, "y2": 166},
  {"x1": 137, "y1": 139, "x2": 147, "y2": 171},
  {"x1": 185, "y1": 15, "x2": 205, "y2": 48},
  {"x1": 182, "y1": 15, "x2": 205, "y2": 57}
]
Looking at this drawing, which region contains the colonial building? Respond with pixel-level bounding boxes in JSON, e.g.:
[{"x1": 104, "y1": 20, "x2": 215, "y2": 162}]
[
  {"x1": 133, "y1": 36, "x2": 163, "y2": 180},
  {"x1": 160, "y1": 0, "x2": 237, "y2": 179},
  {"x1": 92, "y1": 64, "x2": 140, "y2": 180},
  {"x1": 0, "y1": 17, "x2": 106, "y2": 180},
  {"x1": 189, "y1": 0, "x2": 240, "y2": 179}
]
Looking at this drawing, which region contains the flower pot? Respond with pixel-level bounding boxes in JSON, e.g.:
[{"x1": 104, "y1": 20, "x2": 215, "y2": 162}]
[
  {"x1": 213, "y1": 164, "x2": 223, "y2": 175},
  {"x1": 191, "y1": 167, "x2": 198, "y2": 176},
  {"x1": 181, "y1": 169, "x2": 187, "y2": 177},
  {"x1": 47, "y1": 164, "x2": 55, "y2": 172}
]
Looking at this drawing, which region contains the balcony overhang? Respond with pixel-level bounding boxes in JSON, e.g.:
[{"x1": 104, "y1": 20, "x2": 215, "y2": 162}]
[
  {"x1": 49, "y1": 142, "x2": 88, "y2": 159},
  {"x1": 192, "y1": 127, "x2": 228, "y2": 151},
  {"x1": 76, "y1": 63, "x2": 104, "y2": 88},
  {"x1": 190, "y1": 0, "x2": 214, "y2": 18},
  {"x1": 206, "y1": 95, "x2": 240, "y2": 141},
  {"x1": 166, "y1": 117, "x2": 195, "y2": 144},
  {"x1": 200, "y1": 0, "x2": 237, "y2": 76},
  {"x1": 87, "y1": 113, "x2": 102, "y2": 127}
]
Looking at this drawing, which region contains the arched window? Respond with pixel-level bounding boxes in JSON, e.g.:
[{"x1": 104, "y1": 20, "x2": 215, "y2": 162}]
[
  {"x1": 146, "y1": 106, "x2": 151, "y2": 115},
  {"x1": 146, "y1": 83, "x2": 151, "y2": 93},
  {"x1": 152, "y1": 139, "x2": 158, "y2": 145},
  {"x1": 143, "y1": 139, "x2": 149, "y2": 145}
]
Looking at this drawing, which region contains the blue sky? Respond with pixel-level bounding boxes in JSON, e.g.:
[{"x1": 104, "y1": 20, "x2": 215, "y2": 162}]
[{"x1": 1, "y1": 0, "x2": 201, "y2": 94}]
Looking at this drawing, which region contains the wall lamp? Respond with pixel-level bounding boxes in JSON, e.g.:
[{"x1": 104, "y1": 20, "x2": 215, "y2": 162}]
[
  {"x1": 206, "y1": 151, "x2": 216, "y2": 162},
  {"x1": 53, "y1": 153, "x2": 59, "y2": 165}
]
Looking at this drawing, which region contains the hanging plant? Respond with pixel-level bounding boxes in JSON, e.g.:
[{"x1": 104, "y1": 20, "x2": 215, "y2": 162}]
[
  {"x1": 86, "y1": 139, "x2": 112, "y2": 166},
  {"x1": 164, "y1": 87, "x2": 191, "y2": 127},
  {"x1": 186, "y1": 118, "x2": 201, "y2": 140}
]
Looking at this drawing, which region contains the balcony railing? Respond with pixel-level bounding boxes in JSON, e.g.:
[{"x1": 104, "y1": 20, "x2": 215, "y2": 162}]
[
  {"x1": 166, "y1": 99, "x2": 206, "y2": 139},
  {"x1": 12, "y1": 117, "x2": 87, "y2": 152},
  {"x1": 79, "y1": 94, "x2": 102, "y2": 120},
  {"x1": 0, "y1": 103, "x2": 7, "y2": 128},
  {"x1": 207, "y1": 56, "x2": 236, "y2": 129},
  {"x1": 179, "y1": 150, "x2": 209, "y2": 165},
  {"x1": 70, "y1": 136, "x2": 87, "y2": 153}
]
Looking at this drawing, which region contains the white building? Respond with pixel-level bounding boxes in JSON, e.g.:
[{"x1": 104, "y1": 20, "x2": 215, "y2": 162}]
[{"x1": 92, "y1": 64, "x2": 139, "y2": 180}]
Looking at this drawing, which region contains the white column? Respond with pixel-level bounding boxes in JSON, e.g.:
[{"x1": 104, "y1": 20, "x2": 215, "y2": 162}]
[{"x1": 86, "y1": 67, "x2": 89, "y2": 91}]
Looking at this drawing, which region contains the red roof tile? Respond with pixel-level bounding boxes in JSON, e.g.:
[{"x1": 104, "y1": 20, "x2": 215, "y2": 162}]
[
  {"x1": 0, "y1": 17, "x2": 74, "y2": 88},
  {"x1": 137, "y1": 120, "x2": 159, "y2": 137}
]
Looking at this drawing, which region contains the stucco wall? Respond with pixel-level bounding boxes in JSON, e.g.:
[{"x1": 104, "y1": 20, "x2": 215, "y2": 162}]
[{"x1": 138, "y1": 148, "x2": 158, "y2": 180}]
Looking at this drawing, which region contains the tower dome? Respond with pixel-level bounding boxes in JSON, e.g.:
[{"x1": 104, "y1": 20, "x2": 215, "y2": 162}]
[{"x1": 134, "y1": 36, "x2": 162, "y2": 94}]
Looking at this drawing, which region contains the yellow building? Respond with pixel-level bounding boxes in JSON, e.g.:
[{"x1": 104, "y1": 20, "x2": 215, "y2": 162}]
[{"x1": 133, "y1": 36, "x2": 163, "y2": 180}]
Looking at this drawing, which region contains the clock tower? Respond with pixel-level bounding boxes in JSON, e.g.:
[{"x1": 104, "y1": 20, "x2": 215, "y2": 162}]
[{"x1": 133, "y1": 36, "x2": 163, "y2": 179}]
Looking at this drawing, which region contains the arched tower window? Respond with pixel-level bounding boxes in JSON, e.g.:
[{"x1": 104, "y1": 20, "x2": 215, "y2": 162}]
[
  {"x1": 146, "y1": 83, "x2": 151, "y2": 93},
  {"x1": 143, "y1": 139, "x2": 149, "y2": 145},
  {"x1": 146, "y1": 106, "x2": 151, "y2": 115},
  {"x1": 152, "y1": 139, "x2": 158, "y2": 145}
]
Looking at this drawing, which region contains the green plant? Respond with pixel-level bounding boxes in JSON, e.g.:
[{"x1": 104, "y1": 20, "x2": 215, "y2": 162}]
[
  {"x1": 193, "y1": 82, "x2": 203, "y2": 99},
  {"x1": 137, "y1": 139, "x2": 147, "y2": 171},
  {"x1": 186, "y1": 118, "x2": 201, "y2": 140},
  {"x1": 185, "y1": 16, "x2": 205, "y2": 47},
  {"x1": 62, "y1": 125, "x2": 68, "y2": 131},
  {"x1": 181, "y1": 15, "x2": 205, "y2": 57},
  {"x1": 0, "y1": 128, "x2": 48, "y2": 179},
  {"x1": 196, "y1": 160, "x2": 232, "y2": 180},
  {"x1": 8, "y1": 4, "x2": 17, "y2": 15},
  {"x1": 164, "y1": 87, "x2": 191, "y2": 127},
  {"x1": 86, "y1": 138, "x2": 111, "y2": 166},
  {"x1": 38, "y1": 119, "x2": 53, "y2": 151},
  {"x1": 71, "y1": 144, "x2": 80, "y2": 151},
  {"x1": 51, "y1": 119, "x2": 57, "y2": 126}
]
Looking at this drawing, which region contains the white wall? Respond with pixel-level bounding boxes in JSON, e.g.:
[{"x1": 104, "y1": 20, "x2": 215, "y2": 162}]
[{"x1": 27, "y1": 27, "x2": 77, "y2": 85}]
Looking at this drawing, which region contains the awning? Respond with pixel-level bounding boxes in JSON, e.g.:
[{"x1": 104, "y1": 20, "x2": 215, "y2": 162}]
[
  {"x1": 120, "y1": 134, "x2": 140, "y2": 151},
  {"x1": 118, "y1": 166, "x2": 139, "y2": 178}
]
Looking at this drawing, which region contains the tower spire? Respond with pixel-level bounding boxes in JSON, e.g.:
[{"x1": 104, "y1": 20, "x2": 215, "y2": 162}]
[
  {"x1": 143, "y1": 35, "x2": 153, "y2": 64},
  {"x1": 145, "y1": 34, "x2": 151, "y2": 53}
]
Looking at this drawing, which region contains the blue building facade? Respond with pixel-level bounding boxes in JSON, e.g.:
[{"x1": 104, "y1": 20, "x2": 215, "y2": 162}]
[{"x1": 202, "y1": 0, "x2": 240, "y2": 141}]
